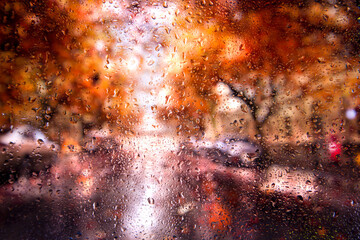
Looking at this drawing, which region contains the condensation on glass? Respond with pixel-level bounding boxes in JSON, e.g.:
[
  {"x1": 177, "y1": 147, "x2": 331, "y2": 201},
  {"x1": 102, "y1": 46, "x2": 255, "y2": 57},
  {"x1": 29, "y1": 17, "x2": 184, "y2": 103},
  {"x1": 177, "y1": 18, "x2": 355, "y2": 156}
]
[{"x1": 0, "y1": 0, "x2": 359, "y2": 239}]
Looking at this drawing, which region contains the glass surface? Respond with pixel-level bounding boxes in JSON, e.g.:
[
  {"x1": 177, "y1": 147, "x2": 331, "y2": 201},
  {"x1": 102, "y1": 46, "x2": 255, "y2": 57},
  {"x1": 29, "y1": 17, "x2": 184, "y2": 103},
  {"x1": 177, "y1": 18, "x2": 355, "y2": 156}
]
[{"x1": 0, "y1": 0, "x2": 360, "y2": 239}]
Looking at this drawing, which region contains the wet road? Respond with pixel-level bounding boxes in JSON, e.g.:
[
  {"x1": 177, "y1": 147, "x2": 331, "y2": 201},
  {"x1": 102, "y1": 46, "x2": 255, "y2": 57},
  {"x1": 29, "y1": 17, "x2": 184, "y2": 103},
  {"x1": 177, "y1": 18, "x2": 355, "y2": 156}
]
[{"x1": 1, "y1": 139, "x2": 360, "y2": 239}]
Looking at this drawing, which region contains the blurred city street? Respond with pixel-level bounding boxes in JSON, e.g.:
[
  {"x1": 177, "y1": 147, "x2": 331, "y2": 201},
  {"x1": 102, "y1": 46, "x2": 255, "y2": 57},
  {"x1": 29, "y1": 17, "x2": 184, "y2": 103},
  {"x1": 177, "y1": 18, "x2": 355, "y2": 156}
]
[
  {"x1": 0, "y1": 131, "x2": 360, "y2": 239},
  {"x1": 0, "y1": 0, "x2": 360, "y2": 239}
]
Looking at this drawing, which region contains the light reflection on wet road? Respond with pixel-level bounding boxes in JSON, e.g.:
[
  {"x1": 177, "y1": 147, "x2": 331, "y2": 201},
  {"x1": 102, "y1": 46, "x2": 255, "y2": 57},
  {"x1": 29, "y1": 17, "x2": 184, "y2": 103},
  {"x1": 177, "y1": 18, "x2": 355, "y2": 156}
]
[{"x1": 119, "y1": 134, "x2": 179, "y2": 239}]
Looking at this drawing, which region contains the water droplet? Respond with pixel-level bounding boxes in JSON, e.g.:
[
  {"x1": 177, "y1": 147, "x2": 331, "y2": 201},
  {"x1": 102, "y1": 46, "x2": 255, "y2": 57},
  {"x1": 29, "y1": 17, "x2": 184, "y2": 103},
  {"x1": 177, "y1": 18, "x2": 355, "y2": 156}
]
[
  {"x1": 147, "y1": 197, "x2": 155, "y2": 204},
  {"x1": 241, "y1": 104, "x2": 248, "y2": 113},
  {"x1": 37, "y1": 139, "x2": 44, "y2": 145}
]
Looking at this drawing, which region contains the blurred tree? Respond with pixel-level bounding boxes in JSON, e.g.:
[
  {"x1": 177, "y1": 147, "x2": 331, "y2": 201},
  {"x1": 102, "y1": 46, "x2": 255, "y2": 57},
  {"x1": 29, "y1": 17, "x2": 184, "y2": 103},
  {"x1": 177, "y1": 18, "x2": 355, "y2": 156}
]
[
  {"x1": 160, "y1": 0, "x2": 360, "y2": 144},
  {"x1": 0, "y1": 0, "x2": 136, "y2": 142}
]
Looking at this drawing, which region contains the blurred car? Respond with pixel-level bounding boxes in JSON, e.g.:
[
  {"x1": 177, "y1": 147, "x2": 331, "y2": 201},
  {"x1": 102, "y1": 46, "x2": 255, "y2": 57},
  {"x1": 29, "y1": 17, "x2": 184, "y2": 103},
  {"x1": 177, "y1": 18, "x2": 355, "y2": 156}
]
[
  {"x1": 0, "y1": 125, "x2": 59, "y2": 183},
  {"x1": 187, "y1": 136, "x2": 262, "y2": 168}
]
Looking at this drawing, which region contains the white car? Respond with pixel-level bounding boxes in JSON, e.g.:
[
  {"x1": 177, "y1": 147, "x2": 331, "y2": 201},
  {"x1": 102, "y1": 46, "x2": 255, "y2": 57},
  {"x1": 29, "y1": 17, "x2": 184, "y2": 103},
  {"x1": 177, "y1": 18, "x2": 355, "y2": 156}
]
[
  {"x1": 0, "y1": 125, "x2": 59, "y2": 177},
  {"x1": 187, "y1": 137, "x2": 262, "y2": 168}
]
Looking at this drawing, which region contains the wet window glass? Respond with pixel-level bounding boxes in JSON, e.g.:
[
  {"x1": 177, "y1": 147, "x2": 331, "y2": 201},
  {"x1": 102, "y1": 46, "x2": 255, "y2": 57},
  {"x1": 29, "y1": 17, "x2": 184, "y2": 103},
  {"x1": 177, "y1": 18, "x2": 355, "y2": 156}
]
[{"x1": 0, "y1": 0, "x2": 360, "y2": 239}]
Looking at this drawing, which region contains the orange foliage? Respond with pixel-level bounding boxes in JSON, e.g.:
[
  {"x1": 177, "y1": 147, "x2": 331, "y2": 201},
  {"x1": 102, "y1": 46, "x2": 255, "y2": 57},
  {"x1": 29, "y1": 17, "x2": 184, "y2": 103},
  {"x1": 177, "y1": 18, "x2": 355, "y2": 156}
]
[
  {"x1": 159, "y1": 0, "x2": 360, "y2": 138},
  {"x1": 0, "y1": 0, "x2": 135, "y2": 133}
]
